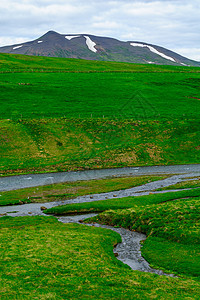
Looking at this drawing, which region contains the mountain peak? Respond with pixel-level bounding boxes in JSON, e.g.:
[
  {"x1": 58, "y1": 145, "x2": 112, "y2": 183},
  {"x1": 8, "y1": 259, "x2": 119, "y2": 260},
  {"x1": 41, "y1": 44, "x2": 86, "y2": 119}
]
[
  {"x1": 0, "y1": 31, "x2": 199, "y2": 67},
  {"x1": 41, "y1": 30, "x2": 60, "y2": 37}
]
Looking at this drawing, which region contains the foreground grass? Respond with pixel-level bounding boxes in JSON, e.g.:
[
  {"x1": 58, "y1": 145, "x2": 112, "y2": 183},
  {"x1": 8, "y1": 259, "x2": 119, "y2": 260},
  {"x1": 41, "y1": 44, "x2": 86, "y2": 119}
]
[
  {"x1": 143, "y1": 237, "x2": 200, "y2": 279},
  {"x1": 0, "y1": 216, "x2": 200, "y2": 299},
  {"x1": 87, "y1": 194, "x2": 200, "y2": 280},
  {"x1": 0, "y1": 175, "x2": 164, "y2": 206},
  {"x1": 45, "y1": 188, "x2": 200, "y2": 215}
]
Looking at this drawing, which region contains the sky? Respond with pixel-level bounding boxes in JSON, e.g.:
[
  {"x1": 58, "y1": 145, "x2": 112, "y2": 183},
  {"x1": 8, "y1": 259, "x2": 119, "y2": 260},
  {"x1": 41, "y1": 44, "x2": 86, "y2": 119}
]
[{"x1": 0, "y1": 0, "x2": 200, "y2": 61}]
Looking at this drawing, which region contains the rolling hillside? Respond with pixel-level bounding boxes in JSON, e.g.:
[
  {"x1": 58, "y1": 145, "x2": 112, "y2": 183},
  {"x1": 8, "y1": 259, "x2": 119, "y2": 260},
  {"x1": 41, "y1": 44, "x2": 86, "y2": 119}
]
[{"x1": 0, "y1": 53, "x2": 200, "y2": 175}]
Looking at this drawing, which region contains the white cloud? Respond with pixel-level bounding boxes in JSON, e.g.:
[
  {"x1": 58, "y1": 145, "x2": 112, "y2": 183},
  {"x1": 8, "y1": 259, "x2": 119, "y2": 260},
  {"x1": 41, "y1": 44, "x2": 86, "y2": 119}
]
[
  {"x1": 0, "y1": 0, "x2": 199, "y2": 61},
  {"x1": 92, "y1": 21, "x2": 120, "y2": 30},
  {"x1": 173, "y1": 48, "x2": 200, "y2": 61},
  {"x1": 0, "y1": 37, "x2": 27, "y2": 47}
]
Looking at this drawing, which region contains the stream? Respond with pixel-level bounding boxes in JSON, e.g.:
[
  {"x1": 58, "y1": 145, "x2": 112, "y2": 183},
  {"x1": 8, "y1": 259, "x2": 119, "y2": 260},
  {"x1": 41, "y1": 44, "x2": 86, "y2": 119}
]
[
  {"x1": 1, "y1": 166, "x2": 200, "y2": 276},
  {"x1": 1, "y1": 172, "x2": 199, "y2": 217},
  {"x1": 58, "y1": 214, "x2": 174, "y2": 276},
  {"x1": 1, "y1": 163, "x2": 200, "y2": 192}
]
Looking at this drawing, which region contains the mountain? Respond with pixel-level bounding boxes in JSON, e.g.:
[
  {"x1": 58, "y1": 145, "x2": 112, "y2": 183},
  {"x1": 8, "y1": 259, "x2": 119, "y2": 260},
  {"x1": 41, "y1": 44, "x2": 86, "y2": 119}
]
[{"x1": 0, "y1": 30, "x2": 199, "y2": 67}]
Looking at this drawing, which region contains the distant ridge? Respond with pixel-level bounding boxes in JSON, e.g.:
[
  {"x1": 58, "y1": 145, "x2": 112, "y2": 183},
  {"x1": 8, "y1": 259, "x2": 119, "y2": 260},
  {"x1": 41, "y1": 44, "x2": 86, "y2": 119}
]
[{"x1": 0, "y1": 30, "x2": 199, "y2": 67}]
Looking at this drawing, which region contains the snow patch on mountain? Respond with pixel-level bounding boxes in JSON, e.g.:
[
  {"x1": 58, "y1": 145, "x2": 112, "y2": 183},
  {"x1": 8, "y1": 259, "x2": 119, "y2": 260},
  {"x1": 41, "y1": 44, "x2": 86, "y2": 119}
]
[
  {"x1": 84, "y1": 36, "x2": 97, "y2": 53},
  {"x1": 131, "y1": 43, "x2": 145, "y2": 48},
  {"x1": 130, "y1": 42, "x2": 176, "y2": 62},
  {"x1": 65, "y1": 35, "x2": 80, "y2": 40},
  {"x1": 13, "y1": 45, "x2": 23, "y2": 50}
]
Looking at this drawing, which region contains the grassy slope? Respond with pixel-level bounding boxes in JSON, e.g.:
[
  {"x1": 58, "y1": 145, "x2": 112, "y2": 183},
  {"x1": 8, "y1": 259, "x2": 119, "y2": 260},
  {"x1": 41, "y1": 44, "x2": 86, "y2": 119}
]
[
  {"x1": 0, "y1": 175, "x2": 164, "y2": 206},
  {"x1": 0, "y1": 216, "x2": 200, "y2": 299},
  {"x1": 1, "y1": 52, "x2": 200, "y2": 72},
  {"x1": 0, "y1": 53, "x2": 200, "y2": 174},
  {"x1": 1, "y1": 118, "x2": 200, "y2": 175}
]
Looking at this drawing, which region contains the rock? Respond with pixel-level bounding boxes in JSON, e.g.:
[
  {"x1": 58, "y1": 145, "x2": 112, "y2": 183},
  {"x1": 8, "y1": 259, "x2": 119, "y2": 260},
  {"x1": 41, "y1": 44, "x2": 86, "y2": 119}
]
[
  {"x1": 90, "y1": 196, "x2": 93, "y2": 199},
  {"x1": 40, "y1": 206, "x2": 47, "y2": 211},
  {"x1": 114, "y1": 252, "x2": 119, "y2": 257},
  {"x1": 113, "y1": 194, "x2": 117, "y2": 197},
  {"x1": 28, "y1": 212, "x2": 32, "y2": 214}
]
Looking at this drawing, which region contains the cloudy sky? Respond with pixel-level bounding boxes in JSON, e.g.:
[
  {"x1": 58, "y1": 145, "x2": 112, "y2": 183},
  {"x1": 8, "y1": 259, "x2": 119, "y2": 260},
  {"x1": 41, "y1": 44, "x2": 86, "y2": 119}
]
[{"x1": 0, "y1": 0, "x2": 200, "y2": 61}]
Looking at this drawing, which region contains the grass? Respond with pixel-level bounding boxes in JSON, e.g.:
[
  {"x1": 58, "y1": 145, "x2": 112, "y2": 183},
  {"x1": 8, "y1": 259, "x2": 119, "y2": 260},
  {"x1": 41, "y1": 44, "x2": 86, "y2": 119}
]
[
  {"x1": 142, "y1": 237, "x2": 200, "y2": 278},
  {"x1": 0, "y1": 216, "x2": 200, "y2": 299},
  {"x1": 0, "y1": 53, "x2": 200, "y2": 174},
  {"x1": 45, "y1": 187, "x2": 200, "y2": 215},
  {"x1": 1, "y1": 71, "x2": 200, "y2": 120},
  {"x1": 1, "y1": 52, "x2": 200, "y2": 73},
  {"x1": 1, "y1": 118, "x2": 200, "y2": 175},
  {"x1": 0, "y1": 175, "x2": 164, "y2": 206},
  {"x1": 89, "y1": 198, "x2": 200, "y2": 244},
  {"x1": 1, "y1": 48, "x2": 200, "y2": 298},
  {"x1": 85, "y1": 192, "x2": 200, "y2": 280}
]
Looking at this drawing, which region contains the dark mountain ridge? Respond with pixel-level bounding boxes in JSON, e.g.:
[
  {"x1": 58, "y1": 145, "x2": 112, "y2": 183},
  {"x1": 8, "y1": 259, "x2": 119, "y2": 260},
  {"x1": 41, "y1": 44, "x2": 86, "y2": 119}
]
[{"x1": 0, "y1": 30, "x2": 199, "y2": 67}]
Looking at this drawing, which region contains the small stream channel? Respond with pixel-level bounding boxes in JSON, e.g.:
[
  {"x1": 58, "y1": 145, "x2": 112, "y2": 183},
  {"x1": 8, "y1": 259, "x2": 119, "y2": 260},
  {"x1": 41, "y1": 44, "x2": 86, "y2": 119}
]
[{"x1": 58, "y1": 214, "x2": 174, "y2": 276}]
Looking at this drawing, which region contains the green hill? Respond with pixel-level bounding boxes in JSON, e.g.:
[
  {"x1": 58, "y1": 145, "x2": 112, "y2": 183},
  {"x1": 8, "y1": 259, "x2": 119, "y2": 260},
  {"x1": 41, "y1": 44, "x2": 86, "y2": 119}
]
[{"x1": 0, "y1": 53, "x2": 200, "y2": 175}]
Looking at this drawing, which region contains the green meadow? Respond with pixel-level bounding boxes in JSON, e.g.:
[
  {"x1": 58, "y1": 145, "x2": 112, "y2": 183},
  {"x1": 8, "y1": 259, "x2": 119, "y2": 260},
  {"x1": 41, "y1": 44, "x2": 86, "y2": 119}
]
[
  {"x1": 1, "y1": 53, "x2": 200, "y2": 298},
  {"x1": 0, "y1": 53, "x2": 200, "y2": 174}
]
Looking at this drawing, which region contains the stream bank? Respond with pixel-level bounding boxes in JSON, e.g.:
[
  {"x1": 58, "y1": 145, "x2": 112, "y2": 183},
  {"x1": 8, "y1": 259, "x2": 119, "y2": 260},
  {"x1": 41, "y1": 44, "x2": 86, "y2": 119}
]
[{"x1": 58, "y1": 214, "x2": 175, "y2": 276}]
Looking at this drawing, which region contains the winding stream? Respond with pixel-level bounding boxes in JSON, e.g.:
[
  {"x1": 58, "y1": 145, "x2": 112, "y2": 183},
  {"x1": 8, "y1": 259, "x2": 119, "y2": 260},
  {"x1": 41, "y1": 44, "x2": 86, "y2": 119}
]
[
  {"x1": 1, "y1": 166, "x2": 200, "y2": 276},
  {"x1": 59, "y1": 214, "x2": 175, "y2": 276}
]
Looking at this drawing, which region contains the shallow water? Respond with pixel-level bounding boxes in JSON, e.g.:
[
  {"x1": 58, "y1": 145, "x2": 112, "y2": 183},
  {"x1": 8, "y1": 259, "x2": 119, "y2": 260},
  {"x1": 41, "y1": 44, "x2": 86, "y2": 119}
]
[
  {"x1": 59, "y1": 214, "x2": 174, "y2": 276},
  {"x1": 1, "y1": 164, "x2": 200, "y2": 191},
  {"x1": 0, "y1": 173, "x2": 198, "y2": 217}
]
